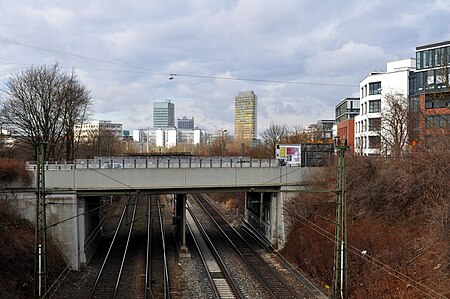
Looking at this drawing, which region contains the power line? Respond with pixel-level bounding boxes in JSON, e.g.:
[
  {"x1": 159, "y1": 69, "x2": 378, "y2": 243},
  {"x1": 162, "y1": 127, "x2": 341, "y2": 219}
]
[
  {"x1": 294, "y1": 213, "x2": 448, "y2": 299},
  {"x1": 0, "y1": 38, "x2": 359, "y2": 87},
  {"x1": 0, "y1": 38, "x2": 163, "y2": 74}
]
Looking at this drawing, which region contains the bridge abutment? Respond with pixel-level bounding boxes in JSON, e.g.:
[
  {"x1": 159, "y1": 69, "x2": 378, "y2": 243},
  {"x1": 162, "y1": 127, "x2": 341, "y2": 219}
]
[
  {"x1": 244, "y1": 186, "x2": 298, "y2": 250},
  {"x1": 4, "y1": 193, "x2": 102, "y2": 270}
]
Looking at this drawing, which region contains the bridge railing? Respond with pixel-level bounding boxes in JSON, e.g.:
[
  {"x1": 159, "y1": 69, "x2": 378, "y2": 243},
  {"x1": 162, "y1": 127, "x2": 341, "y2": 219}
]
[{"x1": 26, "y1": 157, "x2": 279, "y2": 170}]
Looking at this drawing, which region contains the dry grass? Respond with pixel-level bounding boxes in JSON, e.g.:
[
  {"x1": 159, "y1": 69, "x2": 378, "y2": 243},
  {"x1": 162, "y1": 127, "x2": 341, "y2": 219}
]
[
  {"x1": 0, "y1": 158, "x2": 32, "y2": 185},
  {"x1": 0, "y1": 158, "x2": 65, "y2": 298},
  {"x1": 282, "y1": 146, "x2": 450, "y2": 298}
]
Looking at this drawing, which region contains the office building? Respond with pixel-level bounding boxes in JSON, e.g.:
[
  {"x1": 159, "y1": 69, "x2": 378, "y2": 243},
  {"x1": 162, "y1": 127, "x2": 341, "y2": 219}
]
[
  {"x1": 153, "y1": 100, "x2": 175, "y2": 128},
  {"x1": 409, "y1": 41, "x2": 450, "y2": 147},
  {"x1": 335, "y1": 98, "x2": 360, "y2": 153},
  {"x1": 235, "y1": 91, "x2": 257, "y2": 141},
  {"x1": 74, "y1": 120, "x2": 122, "y2": 141},
  {"x1": 177, "y1": 116, "x2": 194, "y2": 130}
]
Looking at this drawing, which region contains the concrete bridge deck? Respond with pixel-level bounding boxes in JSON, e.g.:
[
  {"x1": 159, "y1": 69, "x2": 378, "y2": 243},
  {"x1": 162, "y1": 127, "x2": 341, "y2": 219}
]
[
  {"x1": 25, "y1": 157, "x2": 313, "y2": 194},
  {"x1": 6, "y1": 157, "x2": 320, "y2": 270}
]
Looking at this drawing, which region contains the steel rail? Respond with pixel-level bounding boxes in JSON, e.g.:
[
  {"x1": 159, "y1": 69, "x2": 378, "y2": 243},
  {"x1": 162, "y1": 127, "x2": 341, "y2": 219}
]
[
  {"x1": 157, "y1": 197, "x2": 171, "y2": 299},
  {"x1": 89, "y1": 200, "x2": 129, "y2": 298},
  {"x1": 113, "y1": 196, "x2": 138, "y2": 298},
  {"x1": 193, "y1": 193, "x2": 301, "y2": 299},
  {"x1": 144, "y1": 195, "x2": 152, "y2": 299},
  {"x1": 241, "y1": 223, "x2": 327, "y2": 298},
  {"x1": 186, "y1": 204, "x2": 244, "y2": 299}
]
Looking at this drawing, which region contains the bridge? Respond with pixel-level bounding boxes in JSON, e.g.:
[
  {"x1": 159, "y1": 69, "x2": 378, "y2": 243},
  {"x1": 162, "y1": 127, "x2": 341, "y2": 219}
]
[{"x1": 7, "y1": 157, "x2": 319, "y2": 270}]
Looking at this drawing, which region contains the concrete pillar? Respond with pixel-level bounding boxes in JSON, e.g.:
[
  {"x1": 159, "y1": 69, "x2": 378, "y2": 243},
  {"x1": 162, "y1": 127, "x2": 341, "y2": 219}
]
[
  {"x1": 176, "y1": 194, "x2": 188, "y2": 252},
  {"x1": 276, "y1": 188, "x2": 286, "y2": 249},
  {"x1": 46, "y1": 194, "x2": 81, "y2": 270},
  {"x1": 270, "y1": 192, "x2": 278, "y2": 246}
]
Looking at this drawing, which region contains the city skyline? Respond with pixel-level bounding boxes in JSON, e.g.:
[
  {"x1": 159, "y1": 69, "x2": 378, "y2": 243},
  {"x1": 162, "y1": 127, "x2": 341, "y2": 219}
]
[{"x1": 0, "y1": 1, "x2": 450, "y2": 137}]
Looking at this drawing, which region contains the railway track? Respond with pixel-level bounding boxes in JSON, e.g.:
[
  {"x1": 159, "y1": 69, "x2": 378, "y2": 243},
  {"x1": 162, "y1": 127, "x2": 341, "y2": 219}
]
[
  {"x1": 240, "y1": 223, "x2": 328, "y2": 299},
  {"x1": 191, "y1": 193, "x2": 301, "y2": 299},
  {"x1": 148, "y1": 195, "x2": 171, "y2": 299},
  {"x1": 186, "y1": 204, "x2": 245, "y2": 299},
  {"x1": 89, "y1": 196, "x2": 139, "y2": 299},
  {"x1": 88, "y1": 195, "x2": 171, "y2": 299}
]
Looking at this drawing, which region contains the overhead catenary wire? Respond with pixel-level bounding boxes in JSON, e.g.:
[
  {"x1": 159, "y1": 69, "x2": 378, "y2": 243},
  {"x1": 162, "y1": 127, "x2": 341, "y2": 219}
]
[
  {"x1": 0, "y1": 38, "x2": 359, "y2": 87},
  {"x1": 251, "y1": 162, "x2": 447, "y2": 298},
  {"x1": 293, "y1": 212, "x2": 448, "y2": 299},
  {"x1": 28, "y1": 157, "x2": 446, "y2": 298}
]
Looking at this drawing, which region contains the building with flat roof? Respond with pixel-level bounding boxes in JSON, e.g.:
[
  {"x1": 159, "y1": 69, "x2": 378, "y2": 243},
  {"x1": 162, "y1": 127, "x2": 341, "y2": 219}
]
[
  {"x1": 335, "y1": 98, "x2": 360, "y2": 153},
  {"x1": 409, "y1": 41, "x2": 450, "y2": 147},
  {"x1": 177, "y1": 116, "x2": 194, "y2": 130},
  {"x1": 153, "y1": 100, "x2": 175, "y2": 128},
  {"x1": 74, "y1": 120, "x2": 122, "y2": 141},
  {"x1": 355, "y1": 59, "x2": 415, "y2": 156},
  {"x1": 235, "y1": 91, "x2": 257, "y2": 142}
]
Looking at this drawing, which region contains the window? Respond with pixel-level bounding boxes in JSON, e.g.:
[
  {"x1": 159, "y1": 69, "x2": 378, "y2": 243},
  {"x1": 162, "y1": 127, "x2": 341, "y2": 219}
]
[
  {"x1": 369, "y1": 118, "x2": 381, "y2": 131},
  {"x1": 369, "y1": 100, "x2": 381, "y2": 113},
  {"x1": 447, "y1": 46, "x2": 450, "y2": 65},
  {"x1": 409, "y1": 96, "x2": 420, "y2": 113},
  {"x1": 423, "y1": 50, "x2": 432, "y2": 68},
  {"x1": 415, "y1": 71, "x2": 425, "y2": 91},
  {"x1": 369, "y1": 136, "x2": 381, "y2": 149},
  {"x1": 435, "y1": 48, "x2": 444, "y2": 67},
  {"x1": 425, "y1": 93, "x2": 450, "y2": 109},
  {"x1": 426, "y1": 115, "x2": 450, "y2": 128},
  {"x1": 416, "y1": 51, "x2": 422, "y2": 70},
  {"x1": 427, "y1": 70, "x2": 435, "y2": 89},
  {"x1": 369, "y1": 82, "x2": 382, "y2": 95}
]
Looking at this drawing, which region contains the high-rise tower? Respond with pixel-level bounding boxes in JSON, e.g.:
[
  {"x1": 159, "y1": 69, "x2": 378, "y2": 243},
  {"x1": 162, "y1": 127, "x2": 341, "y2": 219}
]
[
  {"x1": 235, "y1": 91, "x2": 257, "y2": 141},
  {"x1": 153, "y1": 100, "x2": 175, "y2": 128}
]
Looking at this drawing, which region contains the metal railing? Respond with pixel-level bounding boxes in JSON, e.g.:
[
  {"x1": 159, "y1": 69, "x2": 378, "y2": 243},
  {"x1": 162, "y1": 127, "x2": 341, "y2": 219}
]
[{"x1": 26, "y1": 157, "x2": 278, "y2": 170}]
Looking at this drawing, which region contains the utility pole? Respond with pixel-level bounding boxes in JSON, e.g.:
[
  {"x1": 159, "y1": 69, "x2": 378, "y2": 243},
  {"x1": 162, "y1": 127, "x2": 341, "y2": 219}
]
[
  {"x1": 332, "y1": 140, "x2": 348, "y2": 299},
  {"x1": 34, "y1": 142, "x2": 47, "y2": 297}
]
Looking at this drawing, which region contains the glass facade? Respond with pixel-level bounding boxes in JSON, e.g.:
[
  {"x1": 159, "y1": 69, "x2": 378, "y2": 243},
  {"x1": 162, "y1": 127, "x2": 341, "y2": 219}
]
[
  {"x1": 153, "y1": 100, "x2": 175, "y2": 128},
  {"x1": 235, "y1": 91, "x2": 257, "y2": 141},
  {"x1": 335, "y1": 98, "x2": 360, "y2": 124}
]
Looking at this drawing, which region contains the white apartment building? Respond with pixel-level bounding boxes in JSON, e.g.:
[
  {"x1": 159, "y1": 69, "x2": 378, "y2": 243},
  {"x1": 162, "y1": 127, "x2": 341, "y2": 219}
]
[
  {"x1": 155, "y1": 127, "x2": 207, "y2": 148},
  {"x1": 74, "y1": 120, "x2": 122, "y2": 140},
  {"x1": 355, "y1": 59, "x2": 415, "y2": 156}
]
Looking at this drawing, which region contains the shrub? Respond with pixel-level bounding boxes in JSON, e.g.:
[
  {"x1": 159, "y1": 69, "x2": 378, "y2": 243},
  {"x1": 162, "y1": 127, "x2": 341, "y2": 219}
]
[{"x1": 0, "y1": 158, "x2": 32, "y2": 185}]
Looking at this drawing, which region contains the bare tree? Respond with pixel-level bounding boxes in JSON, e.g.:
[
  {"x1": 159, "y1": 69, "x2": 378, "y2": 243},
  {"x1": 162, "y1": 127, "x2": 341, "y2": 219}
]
[
  {"x1": 380, "y1": 92, "x2": 409, "y2": 157},
  {"x1": 261, "y1": 122, "x2": 290, "y2": 156},
  {"x1": 77, "y1": 128, "x2": 121, "y2": 158},
  {"x1": 62, "y1": 71, "x2": 92, "y2": 160},
  {"x1": 286, "y1": 125, "x2": 310, "y2": 144},
  {"x1": 0, "y1": 64, "x2": 92, "y2": 160}
]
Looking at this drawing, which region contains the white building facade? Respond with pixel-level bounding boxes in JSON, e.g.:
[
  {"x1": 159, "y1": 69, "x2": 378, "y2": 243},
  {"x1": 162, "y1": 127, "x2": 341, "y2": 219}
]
[
  {"x1": 355, "y1": 59, "x2": 415, "y2": 156},
  {"x1": 74, "y1": 120, "x2": 122, "y2": 140}
]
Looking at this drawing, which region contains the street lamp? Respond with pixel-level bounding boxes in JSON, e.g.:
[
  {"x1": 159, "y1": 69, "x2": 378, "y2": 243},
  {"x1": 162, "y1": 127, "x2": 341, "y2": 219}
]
[
  {"x1": 221, "y1": 129, "x2": 227, "y2": 157},
  {"x1": 147, "y1": 126, "x2": 150, "y2": 154}
]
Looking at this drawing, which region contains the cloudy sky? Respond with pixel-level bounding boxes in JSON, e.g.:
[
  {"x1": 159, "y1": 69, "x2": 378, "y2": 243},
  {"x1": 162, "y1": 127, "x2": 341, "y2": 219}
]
[{"x1": 1, "y1": 0, "x2": 450, "y2": 136}]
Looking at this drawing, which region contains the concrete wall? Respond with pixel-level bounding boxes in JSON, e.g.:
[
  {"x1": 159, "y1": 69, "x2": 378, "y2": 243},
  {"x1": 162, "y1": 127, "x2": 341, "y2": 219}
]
[{"x1": 4, "y1": 193, "x2": 101, "y2": 270}]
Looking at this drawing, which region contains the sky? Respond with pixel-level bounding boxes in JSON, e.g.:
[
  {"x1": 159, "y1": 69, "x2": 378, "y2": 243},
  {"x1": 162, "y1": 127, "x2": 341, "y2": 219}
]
[{"x1": 1, "y1": 0, "x2": 450, "y2": 137}]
